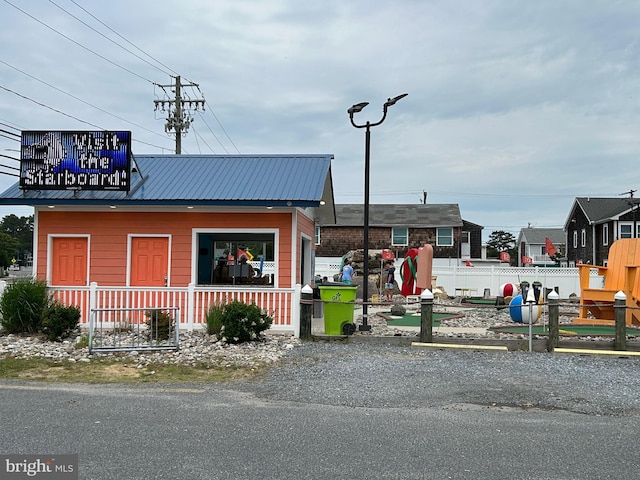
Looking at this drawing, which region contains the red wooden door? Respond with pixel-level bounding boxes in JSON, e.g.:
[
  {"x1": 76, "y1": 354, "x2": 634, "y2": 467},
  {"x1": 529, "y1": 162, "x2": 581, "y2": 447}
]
[
  {"x1": 130, "y1": 237, "x2": 169, "y2": 287},
  {"x1": 52, "y1": 237, "x2": 88, "y2": 286}
]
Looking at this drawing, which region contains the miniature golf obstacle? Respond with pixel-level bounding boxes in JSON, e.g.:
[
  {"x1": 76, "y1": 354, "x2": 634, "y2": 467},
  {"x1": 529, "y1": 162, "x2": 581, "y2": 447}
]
[
  {"x1": 500, "y1": 283, "x2": 519, "y2": 297},
  {"x1": 508, "y1": 281, "x2": 543, "y2": 324}
]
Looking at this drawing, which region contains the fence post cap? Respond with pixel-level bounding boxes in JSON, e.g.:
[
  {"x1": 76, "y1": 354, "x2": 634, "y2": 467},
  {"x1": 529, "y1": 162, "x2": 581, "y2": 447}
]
[
  {"x1": 301, "y1": 284, "x2": 313, "y2": 294},
  {"x1": 547, "y1": 290, "x2": 559, "y2": 300},
  {"x1": 420, "y1": 289, "x2": 434, "y2": 300},
  {"x1": 615, "y1": 290, "x2": 627, "y2": 300}
]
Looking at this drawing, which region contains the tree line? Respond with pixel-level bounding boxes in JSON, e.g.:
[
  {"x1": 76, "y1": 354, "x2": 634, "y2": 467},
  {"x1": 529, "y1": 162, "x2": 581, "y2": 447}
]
[{"x1": 0, "y1": 214, "x2": 33, "y2": 270}]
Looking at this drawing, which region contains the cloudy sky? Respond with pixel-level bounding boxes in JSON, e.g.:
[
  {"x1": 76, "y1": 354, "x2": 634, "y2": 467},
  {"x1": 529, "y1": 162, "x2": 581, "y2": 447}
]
[{"x1": 1, "y1": 0, "x2": 640, "y2": 241}]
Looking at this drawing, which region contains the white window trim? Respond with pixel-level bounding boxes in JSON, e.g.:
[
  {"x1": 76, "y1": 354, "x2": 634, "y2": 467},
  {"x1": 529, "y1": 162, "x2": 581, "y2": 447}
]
[
  {"x1": 573, "y1": 231, "x2": 577, "y2": 248},
  {"x1": 391, "y1": 227, "x2": 408, "y2": 246},
  {"x1": 580, "y1": 229, "x2": 586, "y2": 248},
  {"x1": 619, "y1": 222, "x2": 633, "y2": 239},
  {"x1": 603, "y1": 224, "x2": 609, "y2": 246},
  {"x1": 314, "y1": 226, "x2": 320, "y2": 245},
  {"x1": 436, "y1": 227, "x2": 454, "y2": 247}
]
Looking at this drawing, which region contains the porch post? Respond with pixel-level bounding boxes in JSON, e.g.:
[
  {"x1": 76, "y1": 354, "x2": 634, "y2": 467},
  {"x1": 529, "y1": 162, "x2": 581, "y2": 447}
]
[
  {"x1": 89, "y1": 282, "x2": 98, "y2": 323},
  {"x1": 187, "y1": 282, "x2": 195, "y2": 332}
]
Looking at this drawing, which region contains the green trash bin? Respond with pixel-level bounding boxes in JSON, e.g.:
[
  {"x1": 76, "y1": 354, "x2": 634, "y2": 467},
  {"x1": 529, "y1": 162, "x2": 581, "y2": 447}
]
[{"x1": 319, "y1": 283, "x2": 358, "y2": 335}]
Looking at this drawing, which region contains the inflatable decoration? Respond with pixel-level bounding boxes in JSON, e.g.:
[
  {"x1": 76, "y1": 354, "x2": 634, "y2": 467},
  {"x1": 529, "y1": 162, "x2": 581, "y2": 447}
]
[{"x1": 400, "y1": 248, "x2": 420, "y2": 296}]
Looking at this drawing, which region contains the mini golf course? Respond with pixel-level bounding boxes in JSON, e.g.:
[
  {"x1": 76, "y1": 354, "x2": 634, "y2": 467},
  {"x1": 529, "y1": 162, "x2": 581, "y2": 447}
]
[
  {"x1": 490, "y1": 324, "x2": 640, "y2": 336},
  {"x1": 382, "y1": 312, "x2": 458, "y2": 327}
]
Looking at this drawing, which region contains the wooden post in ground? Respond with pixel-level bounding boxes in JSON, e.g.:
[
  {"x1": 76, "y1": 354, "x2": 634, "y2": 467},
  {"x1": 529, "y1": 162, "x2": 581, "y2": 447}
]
[
  {"x1": 300, "y1": 284, "x2": 313, "y2": 340},
  {"x1": 614, "y1": 291, "x2": 627, "y2": 351},
  {"x1": 547, "y1": 290, "x2": 559, "y2": 352},
  {"x1": 420, "y1": 289, "x2": 434, "y2": 343}
]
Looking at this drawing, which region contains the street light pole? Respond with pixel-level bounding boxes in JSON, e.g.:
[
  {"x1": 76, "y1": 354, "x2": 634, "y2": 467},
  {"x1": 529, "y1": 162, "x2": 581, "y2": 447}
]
[{"x1": 348, "y1": 93, "x2": 407, "y2": 331}]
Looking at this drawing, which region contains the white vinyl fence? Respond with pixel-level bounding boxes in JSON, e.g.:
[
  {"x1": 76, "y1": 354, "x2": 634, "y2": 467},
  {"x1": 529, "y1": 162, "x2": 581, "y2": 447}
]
[{"x1": 314, "y1": 258, "x2": 589, "y2": 299}]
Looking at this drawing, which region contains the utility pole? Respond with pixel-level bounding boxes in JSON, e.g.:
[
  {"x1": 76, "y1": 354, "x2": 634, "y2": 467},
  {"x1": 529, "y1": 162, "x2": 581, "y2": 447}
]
[{"x1": 154, "y1": 76, "x2": 205, "y2": 154}]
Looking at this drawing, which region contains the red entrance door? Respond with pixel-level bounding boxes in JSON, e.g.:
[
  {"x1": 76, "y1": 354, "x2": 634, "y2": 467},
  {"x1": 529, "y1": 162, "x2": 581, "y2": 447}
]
[
  {"x1": 130, "y1": 237, "x2": 169, "y2": 287},
  {"x1": 52, "y1": 237, "x2": 88, "y2": 286}
]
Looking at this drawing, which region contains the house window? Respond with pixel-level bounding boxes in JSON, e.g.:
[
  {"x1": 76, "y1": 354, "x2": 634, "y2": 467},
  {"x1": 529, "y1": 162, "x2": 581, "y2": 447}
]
[
  {"x1": 392, "y1": 227, "x2": 408, "y2": 246},
  {"x1": 196, "y1": 232, "x2": 275, "y2": 287},
  {"x1": 603, "y1": 224, "x2": 609, "y2": 246},
  {"x1": 581, "y1": 229, "x2": 586, "y2": 247},
  {"x1": 620, "y1": 223, "x2": 633, "y2": 239},
  {"x1": 436, "y1": 227, "x2": 453, "y2": 247},
  {"x1": 573, "y1": 231, "x2": 577, "y2": 248},
  {"x1": 314, "y1": 226, "x2": 320, "y2": 245}
]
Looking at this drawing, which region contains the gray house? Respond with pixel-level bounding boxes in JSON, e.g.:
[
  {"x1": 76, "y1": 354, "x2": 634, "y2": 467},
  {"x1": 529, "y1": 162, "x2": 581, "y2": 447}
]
[
  {"x1": 565, "y1": 197, "x2": 640, "y2": 266},
  {"x1": 517, "y1": 227, "x2": 565, "y2": 267},
  {"x1": 314, "y1": 203, "x2": 483, "y2": 265}
]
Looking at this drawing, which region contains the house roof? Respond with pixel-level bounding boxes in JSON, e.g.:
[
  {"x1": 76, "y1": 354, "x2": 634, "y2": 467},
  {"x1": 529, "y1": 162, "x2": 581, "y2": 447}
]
[
  {"x1": 569, "y1": 197, "x2": 640, "y2": 225},
  {"x1": 518, "y1": 227, "x2": 565, "y2": 245},
  {"x1": 330, "y1": 203, "x2": 463, "y2": 227},
  {"x1": 0, "y1": 154, "x2": 335, "y2": 219}
]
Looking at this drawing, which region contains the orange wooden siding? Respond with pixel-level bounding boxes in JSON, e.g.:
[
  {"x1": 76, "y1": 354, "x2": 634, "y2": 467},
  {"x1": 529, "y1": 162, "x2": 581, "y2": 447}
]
[{"x1": 37, "y1": 210, "x2": 297, "y2": 287}]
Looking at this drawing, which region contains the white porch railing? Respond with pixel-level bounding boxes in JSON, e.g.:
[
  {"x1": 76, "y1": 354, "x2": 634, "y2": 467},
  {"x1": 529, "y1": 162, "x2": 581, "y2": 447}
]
[{"x1": 50, "y1": 283, "x2": 300, "y2": 336}]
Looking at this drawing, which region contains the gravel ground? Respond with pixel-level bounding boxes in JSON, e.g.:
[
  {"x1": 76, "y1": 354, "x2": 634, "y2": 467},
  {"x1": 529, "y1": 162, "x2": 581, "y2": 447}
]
[{"x1": 234, "y1": 340, "x2": 640, "y2": 417}]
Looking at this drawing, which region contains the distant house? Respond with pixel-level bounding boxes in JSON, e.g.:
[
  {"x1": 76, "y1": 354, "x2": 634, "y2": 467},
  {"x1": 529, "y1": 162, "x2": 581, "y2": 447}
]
[
  {"x1": 314, "y1": 203, "x2": 483, "y2": 265},
  {"x1": 564, "y1": 197, "x2": 640, "y2": 266},
  {"x1": 517, "y1": 227, "x2": 565, "y2": 267}
]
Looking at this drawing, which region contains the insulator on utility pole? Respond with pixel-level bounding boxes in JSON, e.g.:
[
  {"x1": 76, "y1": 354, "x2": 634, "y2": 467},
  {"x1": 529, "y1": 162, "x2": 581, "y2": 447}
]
[{"x1": 153, "y1": 75, "x2": 205, "y2": 154}]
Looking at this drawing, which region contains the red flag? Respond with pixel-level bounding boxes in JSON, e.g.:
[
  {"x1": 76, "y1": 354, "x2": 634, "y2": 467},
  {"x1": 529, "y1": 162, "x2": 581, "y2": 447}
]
[
  {"x1": 499, "y1": 251, "x2": 510, "y2": 263},
  {"x1": 465, "y1": 259, "x2": 475, "y2": 267},
  {"x1": 381, "y1": 249, "x2": 395, "y2": 260},
  {"x1": 545, "y1": 237, "x2": 558, "y2": 257},
  {"x1": 522, "y1": 255, "x2": 533, "y2": 265}
]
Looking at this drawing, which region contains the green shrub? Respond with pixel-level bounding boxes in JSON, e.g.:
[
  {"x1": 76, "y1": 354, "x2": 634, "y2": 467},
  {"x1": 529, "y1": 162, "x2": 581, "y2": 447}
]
[
  {"x1": 41, "y1": 302, "x2": 81, "y2": 341},
  {"x1": 219, "y1": 301, "x2": 272, "y2": 344},
  {"x1": 205, "y1": 299, "x2": 226, "y2": 337},
  {"x1": 145, "y1": 309, "x2": 174, "y2": 342},
  {"x1": 0, "y1": 278, "x2": 50, "y2": 334}
]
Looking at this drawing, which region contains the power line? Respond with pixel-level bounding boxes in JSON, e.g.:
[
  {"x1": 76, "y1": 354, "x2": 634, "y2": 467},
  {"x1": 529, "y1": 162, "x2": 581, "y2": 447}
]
[
  {"x1": 68, "y1": 0, "x2": 181, "y2": 79},
  {"x1": 0, "y1": 84, "x2": 169, "y2": 151},
  {"x1": 195, "y1": 111, "x2": 227, "y2": 154},
  {"x1": 0, "y1": 58, "x2": 173, "y2": 144},
  {"x1": 202, "y1": 98, "x2": 241, "y2": 154},
  {"x1": 48, "y1": 0, "x2": 173, "y2": 78},
  {"x1": 2, "y1": 0, "x2": 155, "y2": 84}
]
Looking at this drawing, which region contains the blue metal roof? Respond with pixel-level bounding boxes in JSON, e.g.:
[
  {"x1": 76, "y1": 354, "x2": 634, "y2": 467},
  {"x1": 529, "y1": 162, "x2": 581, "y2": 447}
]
[{"x1": 0, "y1": 154, "x2": 335, "y2": 208}]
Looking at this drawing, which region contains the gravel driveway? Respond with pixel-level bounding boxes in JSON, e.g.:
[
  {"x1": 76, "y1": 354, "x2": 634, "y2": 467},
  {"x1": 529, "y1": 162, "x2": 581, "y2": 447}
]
[{"x1": 235, "y1": 341, "x2": 640, "y2": 417}]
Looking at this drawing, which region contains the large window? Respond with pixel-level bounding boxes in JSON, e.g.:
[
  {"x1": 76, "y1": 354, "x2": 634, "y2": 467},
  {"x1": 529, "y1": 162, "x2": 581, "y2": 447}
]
[
  {"x1": 392, "y1": 227, "x2": 408, "y2": 246},
  {"x1": 436, "y1": 227, "x2": 453, "y2": 247},
  {"x1": 196, "y1": 232, "x2": 275, "y2": 286}
]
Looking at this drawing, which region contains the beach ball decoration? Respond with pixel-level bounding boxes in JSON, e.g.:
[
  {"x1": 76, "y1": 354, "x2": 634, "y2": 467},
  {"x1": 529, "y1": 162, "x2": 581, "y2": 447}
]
[
  {"x1": 500, "y1": 283, "x2": 519, "y2": 298},
  {"x1": 509, "y1": 282, "x2": 543, "y2": 324}
]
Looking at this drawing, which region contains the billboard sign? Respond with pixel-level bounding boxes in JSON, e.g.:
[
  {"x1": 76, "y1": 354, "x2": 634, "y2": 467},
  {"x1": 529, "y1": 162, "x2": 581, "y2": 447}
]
[{"x1": 20, "y1": 131, "x2": 131, "y2": 191}]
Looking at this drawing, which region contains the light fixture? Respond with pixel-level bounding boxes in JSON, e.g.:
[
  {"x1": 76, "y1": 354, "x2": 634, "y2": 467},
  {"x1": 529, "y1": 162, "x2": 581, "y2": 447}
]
[
  {"x1": 320, "y1": 200, "x2": 326, "y2": 206},
  {"x1": 47, "y1": 205, "x2": 55, "y2": 209},
  {"x1": 109, "y1": 205, "x2": 117, "y2": 209},
  {"x1": 266, "y1": 206, "x2": 273, "y2": 210},
  {"x1": 348, "y1": 93, "x2": 408, "y2": 331},
  {"x1": 187, "y1": 206, "x2": 194, "y2": 209}
]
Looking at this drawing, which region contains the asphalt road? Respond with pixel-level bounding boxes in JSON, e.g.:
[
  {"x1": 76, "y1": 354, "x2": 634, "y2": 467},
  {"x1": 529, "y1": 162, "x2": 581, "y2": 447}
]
[{"x1": 1, "y1": 342, "x2": 639, "y2": 479}]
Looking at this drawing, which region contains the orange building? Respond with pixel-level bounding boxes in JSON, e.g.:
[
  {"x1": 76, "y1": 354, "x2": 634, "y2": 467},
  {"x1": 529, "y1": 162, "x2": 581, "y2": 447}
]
[{"x1": 0, "y1": 150, "x2": 335, "y2": 335}]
